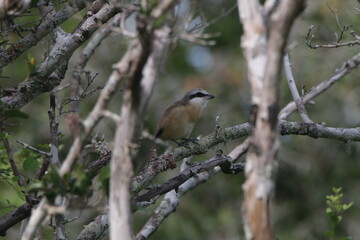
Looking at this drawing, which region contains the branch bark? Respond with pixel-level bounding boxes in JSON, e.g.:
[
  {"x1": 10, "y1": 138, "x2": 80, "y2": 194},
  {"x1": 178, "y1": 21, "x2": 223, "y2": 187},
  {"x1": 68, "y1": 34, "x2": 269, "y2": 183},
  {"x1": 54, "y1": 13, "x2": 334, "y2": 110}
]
[
  {"x1": 0, "y1": 1, "x2": 119, "y2": 110},
  {"x1": 279, "y1": 51, "x2": 360, "y2": 119},
  {"x1": 135, "y1": 141, "x2": 249, "y2": 240},
  {"x1": 0, "y1": 0, "x2": 96, "y2": 68},
  {"x1": 283, "y1": 53, "x2": 313, "y2": 123},
  {"x1": 238, "y1": 1, "x2": 305, "y2": 239},
  {"x1": 109, "y1": 17, "x2": 173, "y2": 240}
]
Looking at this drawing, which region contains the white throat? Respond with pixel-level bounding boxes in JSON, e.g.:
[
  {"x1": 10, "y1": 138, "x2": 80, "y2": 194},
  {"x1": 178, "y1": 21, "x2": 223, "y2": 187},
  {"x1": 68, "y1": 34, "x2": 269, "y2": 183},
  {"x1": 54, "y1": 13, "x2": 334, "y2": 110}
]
[{"x1": 190, "y1": 98, "x2": 209, "y2": 114}]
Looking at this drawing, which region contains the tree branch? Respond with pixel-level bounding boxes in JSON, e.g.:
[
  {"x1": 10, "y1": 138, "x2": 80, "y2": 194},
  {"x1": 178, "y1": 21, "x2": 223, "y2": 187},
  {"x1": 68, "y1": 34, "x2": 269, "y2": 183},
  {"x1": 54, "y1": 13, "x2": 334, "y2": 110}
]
[
  {"x1": 135, "y1": 141, "x2": 249, "y2": 240},
  {"x1": 283, "y1": 53, "x2": 313, "y2": 123},
  {"x1": 131, "y1": 122, "x2": 252, "y2": 193},
  {"x1": 0, "y1": 0, "x2": 96, "y2": 68},
  {"x1": 238, "y1": 1, "x2": 305, "y2": 239},
  {"x1": 109, "y1": 4, "x2": 175, "y2": 237},
  {"x1": 0, "y1": 200, "x2": 40, "y2": 237},
  {"x1": 0, "y1": 1, "x2": 120, "y2": 110},
  {"x1": 75, "y1": 210, "x2": 109, "y2": 240},
  {"x1": 279, "y1": 51, "x2": 360, "y2": 119},
  {"x1": 135, "y1": 154, "x2": 233, "y2": 203}
]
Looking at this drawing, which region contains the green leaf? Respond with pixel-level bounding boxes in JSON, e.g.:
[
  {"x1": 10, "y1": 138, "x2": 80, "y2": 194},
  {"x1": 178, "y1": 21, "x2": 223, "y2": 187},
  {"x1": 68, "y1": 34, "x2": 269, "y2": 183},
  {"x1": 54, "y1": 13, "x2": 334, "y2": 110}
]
[
  {"x1": 11, "y1": 175, "x2": 19, "y2": 183},
  {"x1": 333, "y1": 187, "x2": 342, "y2": 194},
  {"x1": 326, "y1": 207, "x2": 332, "y2": 214},
  {"x1": 28, "y1": 180, "x2": 44, "y2": 192},
  {"x1": 340, "y1": 237, "x2": 353, "y2": 240},
  {"x1": 99, "y1": 165, "x2": 110, "y2": 196},
  {"x1": 47, "y1": 166, "x2": 62, "y2": 184},
  {"x1": 15, "y1": 189, "x2": 25, "y2": 201},
  {"x1": 343, "y1": 202, "x2": 354, "y2": 210},
  {"x1": 0, "y1": 132, "x2": 9, "y2": 140},
  {"x1": 0, "y1": 40, "x2": 8, "y2": 47},
  {"x1": 70, "y1": 165, "x2": 92, "y2": 195},
  {"x1": 26, "y1": 54, "x2": 37, "y2": 76},
  {"x1": 4, "y1": 109, "x2": 29, "y2": 119},
  {"x1": 326, "y1": 229, "x2": 335, "y2": 237},
  {"x1": 23, "y1": 158, "x2": 40, "y2": 171}
]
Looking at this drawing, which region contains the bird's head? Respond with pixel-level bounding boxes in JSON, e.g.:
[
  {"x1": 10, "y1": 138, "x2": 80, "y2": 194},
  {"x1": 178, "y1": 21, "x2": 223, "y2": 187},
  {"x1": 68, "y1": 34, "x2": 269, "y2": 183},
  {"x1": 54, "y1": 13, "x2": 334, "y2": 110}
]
[{"x1": 183, "y1": 88, "x2": 215, "y2": 110}]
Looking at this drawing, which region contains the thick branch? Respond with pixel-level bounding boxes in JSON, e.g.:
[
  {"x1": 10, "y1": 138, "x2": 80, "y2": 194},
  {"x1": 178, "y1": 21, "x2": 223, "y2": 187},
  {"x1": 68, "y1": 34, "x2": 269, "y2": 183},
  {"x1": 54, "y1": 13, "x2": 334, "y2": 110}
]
[
  {"x1": 132, "y1": 123, "x2": 251, "y2": 193},
  {"x1": 0, "y1": 0, "x2": 95, "y2": 68},
  {"x1": 238, "y1": 1, "x2": 305, "y2": 239},
  {"x1": 135, "y1": 154, "x2": 233, "y2": 203},
  {"x1": 0, "y1": 1, "x2": 119, "y2": 110},
  {"x1": 75, "y1": 211, "x2": 109, "y2": 240},
  {"x1": 135, "y1": 141, "x2": 248, "y2": 240},
  {"x1": 0, "y1": 200, "x2": 40, "y2": 237},
  {"x1": 279, "y1": 121, "x2": 360, "y2": 142}
]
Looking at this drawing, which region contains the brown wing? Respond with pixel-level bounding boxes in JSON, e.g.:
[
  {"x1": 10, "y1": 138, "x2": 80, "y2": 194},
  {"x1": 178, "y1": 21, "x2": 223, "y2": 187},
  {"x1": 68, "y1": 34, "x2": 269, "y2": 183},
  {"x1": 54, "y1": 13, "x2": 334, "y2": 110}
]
[{"x1": 155, "y1": 101, "x2": 200, "y2": 140}]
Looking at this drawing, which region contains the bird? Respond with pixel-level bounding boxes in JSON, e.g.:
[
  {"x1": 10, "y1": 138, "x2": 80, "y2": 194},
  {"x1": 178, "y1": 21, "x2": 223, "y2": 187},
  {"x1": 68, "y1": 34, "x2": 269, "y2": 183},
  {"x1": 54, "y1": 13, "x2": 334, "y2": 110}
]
[{"x1": 155, "y1": 88, "x2": 215, "y2": 144}]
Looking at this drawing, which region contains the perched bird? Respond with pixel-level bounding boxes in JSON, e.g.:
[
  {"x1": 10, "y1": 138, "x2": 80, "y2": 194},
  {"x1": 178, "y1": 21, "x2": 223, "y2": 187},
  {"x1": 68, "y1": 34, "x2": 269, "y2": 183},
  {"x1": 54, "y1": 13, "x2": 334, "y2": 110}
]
[{"x1": 155, "y1": 88, "x2": 215, "y2": 143}]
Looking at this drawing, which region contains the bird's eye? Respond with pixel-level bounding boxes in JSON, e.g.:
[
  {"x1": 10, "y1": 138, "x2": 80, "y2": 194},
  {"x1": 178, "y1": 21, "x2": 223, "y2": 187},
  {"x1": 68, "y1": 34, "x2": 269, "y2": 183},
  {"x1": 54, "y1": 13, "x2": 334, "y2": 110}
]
[{"x1": 189, "y1": 92, "x2": 206, "y2": 99}]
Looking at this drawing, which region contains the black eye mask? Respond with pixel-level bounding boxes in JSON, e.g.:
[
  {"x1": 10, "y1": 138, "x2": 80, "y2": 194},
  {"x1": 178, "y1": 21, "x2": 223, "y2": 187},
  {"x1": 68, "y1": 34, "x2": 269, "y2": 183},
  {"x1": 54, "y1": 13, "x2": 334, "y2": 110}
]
[{"x1": 189, "y1": 92, "x2": 207, "y2": 99}]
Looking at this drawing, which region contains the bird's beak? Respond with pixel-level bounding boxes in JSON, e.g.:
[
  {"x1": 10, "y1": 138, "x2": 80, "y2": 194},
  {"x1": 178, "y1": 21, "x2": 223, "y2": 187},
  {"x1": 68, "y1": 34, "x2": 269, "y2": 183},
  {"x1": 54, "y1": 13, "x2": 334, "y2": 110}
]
[{"x1": 206, "y1": 94, "x2": 215, "y2": 100}]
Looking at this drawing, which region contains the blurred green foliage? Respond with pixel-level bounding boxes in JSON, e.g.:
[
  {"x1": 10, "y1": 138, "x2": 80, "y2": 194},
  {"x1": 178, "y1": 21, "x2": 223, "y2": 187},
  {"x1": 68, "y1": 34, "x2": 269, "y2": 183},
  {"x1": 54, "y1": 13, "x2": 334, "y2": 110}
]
[
  {"x1": 325, "y1": 187, "x2": 353, "y2": 240},
  {"x1": 0, "y1": 0, "x2": 360, "y2": 239}
]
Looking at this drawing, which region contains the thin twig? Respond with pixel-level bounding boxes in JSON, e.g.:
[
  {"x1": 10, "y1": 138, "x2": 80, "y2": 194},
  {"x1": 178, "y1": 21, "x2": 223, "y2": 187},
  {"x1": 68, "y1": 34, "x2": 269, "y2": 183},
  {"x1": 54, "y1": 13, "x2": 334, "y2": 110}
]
[
  {"x1": 16, "y1": 140, "x2": 51, "y2": 157},
  {"x1": 279, "y1": 51, "x2": 360, "y2": 119},
  {"x1": 3, "y1": 138, "x2": 26, "y2": 187},
  {"x1": 283, "y1": 53, "x2": 313, "y2": 123}
]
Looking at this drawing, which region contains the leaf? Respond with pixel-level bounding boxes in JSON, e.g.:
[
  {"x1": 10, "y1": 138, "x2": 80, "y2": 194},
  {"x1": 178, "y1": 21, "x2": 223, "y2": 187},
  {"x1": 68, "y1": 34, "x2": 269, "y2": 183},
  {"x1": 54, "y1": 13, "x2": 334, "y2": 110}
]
[
  {"x1": 23, "y1": 158, "x2": 40, "y2": 171},
  {"x1": 99, "y1": 165, "x2": 110, "y2": 196},
  {"x1": 4, "y1": 109, "x2": 29, "y2": 119},
  {"x1": 28, "y1": 180, "x2": 44, "y2": 192},
  {"x1": 15, "y1": 189, "x2": 25, "y2": 201},
  {"x1": 71, "y1": 165, "x2": 91, "y2": 195},
  {"x1": 326, "y1": 207, "x2": 332, "y2": 214},
  {"x1": 0, "y1": 132, "x2": 9, "y2": 140},
  {"x1": 26, "y1": 54, "x2": 37, "y2": 76},
  {"x1": 333, "y1": 187, "x2": 342, "y2": 194},
  {"x1": 326, "y1": 230, "x2": 334, "y2": 237},
  {"x1": 340, "y1": 237, "x2": 353, "y2": 240},
  {"x1": 343, "y1": 202, "x2": 354, "y2": 210},
  {"x1": 0, "y1": 40, "x2": 8, "y2": 47},
  {"x1": 11, "y1": 175, "x2": 19, "y2": 183}
]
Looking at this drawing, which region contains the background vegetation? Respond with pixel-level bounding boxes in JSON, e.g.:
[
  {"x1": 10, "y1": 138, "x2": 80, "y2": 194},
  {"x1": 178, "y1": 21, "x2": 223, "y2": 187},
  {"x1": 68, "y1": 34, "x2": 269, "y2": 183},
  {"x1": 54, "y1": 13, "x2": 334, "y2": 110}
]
[{"x1": 0, "y1": 0, "x2": 359, "y2": 239}]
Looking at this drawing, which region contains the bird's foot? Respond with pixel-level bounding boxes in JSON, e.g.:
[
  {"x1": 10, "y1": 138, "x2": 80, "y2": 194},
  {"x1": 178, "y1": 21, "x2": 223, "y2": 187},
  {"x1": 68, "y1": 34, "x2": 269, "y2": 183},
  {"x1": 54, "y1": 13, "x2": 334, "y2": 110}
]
[{"x1": 171, "y1": 138, "x2": 199, "y2": 148}]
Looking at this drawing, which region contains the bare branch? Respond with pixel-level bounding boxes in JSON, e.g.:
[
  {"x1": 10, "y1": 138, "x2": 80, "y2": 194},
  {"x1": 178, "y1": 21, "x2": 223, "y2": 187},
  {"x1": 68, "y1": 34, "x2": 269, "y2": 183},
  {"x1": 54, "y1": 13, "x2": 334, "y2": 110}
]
[
  {"x1": 48, "y1": 92, "x2": 60, "y2": 166},
  {"x1": 0, "y1": 0, "x2": 96, "y2": 68},
  {"x1": 16, "y1": 140, "x2": 51, "y2": 157},
  {"x1": 283, "y1": 53, "x2": 313, "y2": 123},
  {"x1": 75, "y1": 211, "x2": 109, "y2": 240},
  {"x1": 0, "y1": 1, "x2": 120, "y2": 110},
  {"x1": 238, "y1": 0, "x2": 305, "y2": 239},
  {"x1": 306, "y1": 39, "x2": 360, "y2": 49},
  {"x1": 109, "y1": 23, "x2": 173, "y2": 240},
  {"x1": 279, "y1": 51, "x2": 360, "y2": 119},
  {"x1": 135, "y1": 141, "x2": 248, "y2": 240},
  {"x1": 132, "y1": 122, "x2": 252, "y2": 193},
  {"x1": 305, "y1": 16, "x2": 359, "y2": 49},
  {"x1": 21, "y1": 198, "x2": 49, "y2": 240},
  {"x1": 0, "y1": 200, "x2": 40, "y2": 237},
  {"x1": 135, "y1": 154, "x2": 233, "y2": 203},
  {"x1": 280, "y1": 121, "x2": 360, "y2": 142},
  {"x1": 70, "y1": 13, "x2": 123, "y2": 113},
  {"x1": 2, "y1": 136, "x2": 26, "y2": 187}
]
